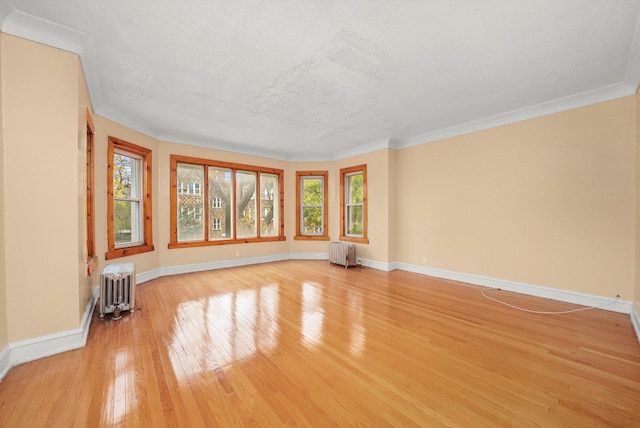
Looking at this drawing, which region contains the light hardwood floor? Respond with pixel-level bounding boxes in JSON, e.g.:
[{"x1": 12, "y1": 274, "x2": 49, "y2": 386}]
[{"x1": 1, "y1": 260, "x2": 639, "y2": 427}]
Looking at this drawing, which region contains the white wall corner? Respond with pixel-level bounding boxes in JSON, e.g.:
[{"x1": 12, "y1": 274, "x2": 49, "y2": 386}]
[
  {"x1": 0, "y1": 344, "x2": 10, "y2": 382},
  {"x1": 359, "y1": 258, "x2": 395, "y2": 272},
  {"x1": 631, "y1": 303, "x2": 640, "y2": 344}
]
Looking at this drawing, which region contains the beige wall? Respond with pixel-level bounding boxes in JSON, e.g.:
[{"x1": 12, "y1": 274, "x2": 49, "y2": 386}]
[
  {"x1": 2, "y1": 34, "x2": 81, "y2": 341},
  {"x1": 636, "y1": 92, "x2": 640, "y2": 310},
  {"x1": 397, "y1": 96, "x2": 637, "y2": 299},
  {"x1": 92, "y1": 116, "x2": 160, "y2": 276},
  {"x1": 335, "y1": 149, "x2": 394, "y2": 263},
  {"x1": 0, "y1": 34, "x2": 8, "y2": 350},
  {"x1": 77, "y1": 60, "x2": 95, "y2": 322},
  {"x1": 387, "y1": 148, "x2": 398, "y2": 264}
]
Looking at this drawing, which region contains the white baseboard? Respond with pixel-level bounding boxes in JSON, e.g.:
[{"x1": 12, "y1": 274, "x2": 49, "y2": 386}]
[
  {"x1": 632, "y1": 304, "x2": 640, "y2": 344},
  {"x1": 157, "y1": 253, "x2": 290, "y2": 279},
  {"x1": 359, "y1": 258, "x2": 394, "y2": 272},
  {"x1": 0, "y1": 344, "x2": 10, "y2": 381},
  {"x1": 136, "y1": 267, "x2": 162, "y2": 284},
  {"x1": 289, "y1": 252, "x2": 328, "y2": 260},
  {"x1": 0, "y1": 285, "x2": 98, "y2": 382},
  {"x1": 395, "y1": 262, "x2": 633, "y2": 315}
]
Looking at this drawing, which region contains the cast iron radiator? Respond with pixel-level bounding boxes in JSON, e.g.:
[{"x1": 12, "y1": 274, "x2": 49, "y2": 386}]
[{"x1": 328, "y1": 241, "x2": 356, "y2": 268}]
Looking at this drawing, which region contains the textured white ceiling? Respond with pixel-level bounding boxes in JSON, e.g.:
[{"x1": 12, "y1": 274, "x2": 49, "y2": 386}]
[{"x1": 2, "y1": 1, "x2": 640, "y2": 160}]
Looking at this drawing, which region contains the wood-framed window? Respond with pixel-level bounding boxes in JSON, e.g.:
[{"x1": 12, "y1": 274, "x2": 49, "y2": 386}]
[
  {"x1": 106, "y1": 137, "x2": 154, "y2": 260},
  {"x1": 169, "y1": 155, "x2": 285, "y2": 248},
  {"x1": 85, "y1": 109, "x2": 98, "y2": 275},
  {"x1": 340, "y1": 164, "x2": 368, "y2": 244},
  {"x1": 295, "y1": 171, "x2": 329, "y2": 241}
]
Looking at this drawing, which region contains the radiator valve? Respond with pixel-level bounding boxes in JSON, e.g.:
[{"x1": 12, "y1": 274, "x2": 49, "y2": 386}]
[{"x1": 113, "y1": 304, "x2": 122, "y2": 320}]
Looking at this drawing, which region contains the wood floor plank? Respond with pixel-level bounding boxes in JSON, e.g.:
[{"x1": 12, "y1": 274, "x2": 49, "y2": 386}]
[{"x1": 0, "y1": 260, "x2": 639, "y2": 426}]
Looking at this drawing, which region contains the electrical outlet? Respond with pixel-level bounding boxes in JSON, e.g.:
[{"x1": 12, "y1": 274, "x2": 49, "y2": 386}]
[{"x1": 422, "y1": 256, "x2": 427, "y2": 263}]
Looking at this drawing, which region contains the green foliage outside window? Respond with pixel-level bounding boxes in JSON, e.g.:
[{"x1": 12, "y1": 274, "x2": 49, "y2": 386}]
[{"x1": 302, "y1": 178, "x2": 323, "y2": 233}]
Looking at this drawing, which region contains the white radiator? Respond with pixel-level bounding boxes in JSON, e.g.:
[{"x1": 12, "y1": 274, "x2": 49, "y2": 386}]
[
  {"x1": 100, "y1": 262, "x2": 136, "y2": 319},
  {"x1": 329, "y1": 241, "x2": 356, "y2": 268}
]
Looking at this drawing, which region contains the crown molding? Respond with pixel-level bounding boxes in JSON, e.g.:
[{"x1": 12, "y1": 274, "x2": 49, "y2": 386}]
[
  {"x1": 395, "y1": 82, "x2": 636, "y2": 150},
  {"x1": 329, "y1": 138, "x2": 394, "y2": 161},
  {"x1": 1, "y1": 10, "x2": 87, "y2": 55},
  {"x1": 623, "y1": 9, "x2": 640, "y2": 93},
  {"x1": 4, "y1": 8, "x2": 640, "y2": 162}
]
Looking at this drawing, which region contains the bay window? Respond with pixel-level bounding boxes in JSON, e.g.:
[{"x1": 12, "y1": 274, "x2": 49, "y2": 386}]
[{"x1": 170, "y1": 155, "x2": 284, "y2": 247}]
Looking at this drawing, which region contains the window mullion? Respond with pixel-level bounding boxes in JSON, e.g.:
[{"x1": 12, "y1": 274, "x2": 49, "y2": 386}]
[
  {"x1": 231, "y1": 168, "x2": 237, "y2": 240},
  {"x1": 257, "y1": 173, "x2": 262, "y2": 239},
  {"x1": 204, "y1": 166, "x2": 209, "y2": 241}
]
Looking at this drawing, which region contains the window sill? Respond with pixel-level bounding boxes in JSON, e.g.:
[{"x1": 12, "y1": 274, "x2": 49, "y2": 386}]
[
  {"x1": 106, "y1": 244, "x2": 154, "y2": 260},
  {"x1": 87, "y1": 256, "x2": 99, "y2": 276},
  {"x1": 168, "y1": 236, "x2": 286, "y2": 249},
  {"x1": 339, "y1": 235, "x2": 369, "y2": 244},
  {"x1": 294, "y1": 235, "x2": 330, "y2": 241}
]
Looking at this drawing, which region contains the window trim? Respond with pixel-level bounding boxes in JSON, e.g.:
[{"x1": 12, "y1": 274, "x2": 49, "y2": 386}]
[
  {"x1": 295, "y1": 171, "x2": 329, "y2": 241},
  {"x1": 85, "y1": 109, "x2": 98, "y2": 275},
  {"x1": 106, "y1": 136, "x2": 154, "y2": 260},
  {"x1": 340, "y1": 164, "x2": 368, "y2": 244},
  {"x1": 169, "y1": 154, "x2": 285, "y2": 248}
]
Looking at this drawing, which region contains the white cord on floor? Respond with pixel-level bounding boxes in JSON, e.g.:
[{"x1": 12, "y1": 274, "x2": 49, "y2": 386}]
[{"x1": 481, "y1": 288, "x2": 619, "y2": 315}]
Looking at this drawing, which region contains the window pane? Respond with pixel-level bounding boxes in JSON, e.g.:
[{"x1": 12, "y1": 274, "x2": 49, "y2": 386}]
[
  {"x1": 209, "y1": 167, "x2": 233, "y2": 240},
  {"x1": 115, "y1": 200, "x2": 140, "y2": 244},
  {"x1": 260, "y1": 173, "x2": 278, "y2": 237},
  {"x1": 302, "y1": 206, "x2": 323, "y2": 234},
  {"x1": 347, "y1": 205, "x2": 363, "y2": 236},
  {"x1": 113, "y1": 153, "x2": 139, "y2": 198},
  {"x1": 303, "y1": 178, "x2": 323, "y2": 206},
  {"x1": 348, "y1": 173, "x2": 363, "y2": 204},
  {"x1": 177, "y1": 163, "x2": 204, "y2": 241},
  {"x1": 236, "y1": 171, "x2": 257, "y2": 238},
  {"x1": 301, "y1": 177, "x2": 323, "y2": 235}
]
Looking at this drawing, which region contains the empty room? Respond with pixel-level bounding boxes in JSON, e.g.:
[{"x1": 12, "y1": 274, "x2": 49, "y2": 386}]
[{"x1": 1, "y1": 0, "x2": 640, "y2": 426}]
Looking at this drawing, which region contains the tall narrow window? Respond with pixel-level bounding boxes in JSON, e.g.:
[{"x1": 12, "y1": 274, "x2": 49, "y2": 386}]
[
  {"x1": 107, "y1": 137, "x2": 154, "y2": 259},
  {"x1": 295, "y1": 171, "x2": 329, "y2": 240},
  {"x1": 209, "y1": 167, "x2": 233, "y2": 241},
  {"x1": 260, "y1": 173, "x2": 279, "y2": 237},
  {"x1": 236, "y1": 171, "x2": 257, "y2": 239},
  {"x1": 340, "y1": 164, "x2": 368, "y2": 244},
  {"x1": 170, "y1": 155, "x2": 284, "y2": 247},
  {"x1": 85, "y1": 109, "x2": 97, "y2": 275},
  {"x1": 177, "y1": 163, "x2": 205, "y2": 242}
]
